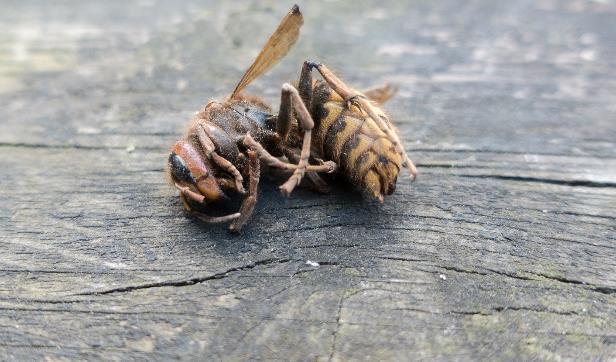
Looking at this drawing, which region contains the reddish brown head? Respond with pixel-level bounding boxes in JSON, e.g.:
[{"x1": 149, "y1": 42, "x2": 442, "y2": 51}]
[{"x1": 168, "y1": 140, "x2": 225, "y2": 204}]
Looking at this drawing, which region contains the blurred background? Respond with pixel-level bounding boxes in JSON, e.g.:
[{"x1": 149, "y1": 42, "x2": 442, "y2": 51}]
[{"x1": 2, "y1": 0, "x2": 614, "y2": 159}]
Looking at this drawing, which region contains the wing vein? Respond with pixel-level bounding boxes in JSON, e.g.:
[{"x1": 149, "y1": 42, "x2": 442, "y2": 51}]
[{"x1": 230, "y1": 5, "x2": 303, "y2": 99}]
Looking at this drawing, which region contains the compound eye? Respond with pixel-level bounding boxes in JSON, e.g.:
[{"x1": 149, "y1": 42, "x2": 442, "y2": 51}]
[{"x1": 168, "y1": 152, "x2": 197, "y2": 184}]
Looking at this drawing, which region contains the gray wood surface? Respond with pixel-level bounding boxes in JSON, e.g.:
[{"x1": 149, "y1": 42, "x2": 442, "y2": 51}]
[{"x1": 1, "y1": 0, "x2": 614, "y2": 360}]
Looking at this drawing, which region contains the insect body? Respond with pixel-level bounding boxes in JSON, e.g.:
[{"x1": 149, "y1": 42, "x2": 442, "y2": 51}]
[
  {"x1": 167, "y1": 5, "x2": 416, "y2": 232},
  {"x1": 302, "y1": 65, "x2": 417, "y2": 202}
]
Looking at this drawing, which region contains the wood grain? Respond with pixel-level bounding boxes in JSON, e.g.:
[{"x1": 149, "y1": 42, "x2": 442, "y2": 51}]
[{"x1": 1, "y1": 0, "x2": 614, "y2": 360}]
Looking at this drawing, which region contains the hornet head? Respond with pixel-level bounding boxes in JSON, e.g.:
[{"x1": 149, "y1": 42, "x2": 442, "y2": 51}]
[{"x1": 167, "y1": 140, "x2": 226, "y2": 204}]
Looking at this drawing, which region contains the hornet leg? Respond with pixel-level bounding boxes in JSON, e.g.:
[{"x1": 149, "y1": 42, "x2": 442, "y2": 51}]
[
  {"x1": 278, "y1": 83, "x2": 318, "y2": 196},
  {"x1": 196, "y1": 123, "x2": 245, "y2": 194},
  {"x1": 287, "y1": 60, "x2": 329, "y2": 194},
  {"x1": 298, "y1": 60, "x2": 313, "y2": 111},
  {"x1": 243, "y1": 133, "x2": 336, "y2": 174},
  {"x1": 174, "y1": 185, "x2": 240, "y2": 223},
  {"x1": 275, "y1": 61, "x2": 313, "y2": 144},
  {"x1": 229, "y1": 150, "x2": 260, "y2": 233},
  {"x1": 243, "y1": 80, "x2": 337, "y2": 191},
  {"x1": 284, "y1": 148, "x2": 330, "y2": 194},
  {"x1": 257, "y1": 82, "x2": 336, "y2": 197}
]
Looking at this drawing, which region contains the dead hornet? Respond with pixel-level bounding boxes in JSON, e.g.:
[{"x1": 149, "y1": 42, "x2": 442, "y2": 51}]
[{"x1": 167, "y1": 5, "x2": 417, "y2": 232}]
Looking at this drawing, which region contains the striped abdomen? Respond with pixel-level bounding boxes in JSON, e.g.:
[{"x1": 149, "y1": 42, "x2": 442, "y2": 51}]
[{"x1": 315, "y1": 100, "x2": 403, "y2": 200}]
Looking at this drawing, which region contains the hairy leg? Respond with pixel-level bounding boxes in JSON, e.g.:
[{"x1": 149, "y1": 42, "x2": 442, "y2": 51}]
[
  {"x1": 277, "y1": 61, "x2": 314, "y2": 145},
  {"x1": 284, "y1": 148, "x2": 330, "y2": 194},
  {"x1": 175, "y1": 185, "x2": 240, "y2": 223},
  {"x1": 277, "y1": 83, "x2": 317, "y2": 196},
  {"x1": 196, "y1": 123, "x2": 246, "y2": 193},
  {"x1": 243, "y1": 133, "x2": 336, "y2": 173},
  {"x1": 229, "y1": 150, "x2": 260, "y2": 233},
  {"x1": 247, "y1": 82, "x2": 337, "y2": 196},
  {"x1": 298, "y1": 61, "x2": 313, "y2": 110}
]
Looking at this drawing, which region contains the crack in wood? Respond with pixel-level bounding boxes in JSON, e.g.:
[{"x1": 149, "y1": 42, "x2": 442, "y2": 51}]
[
  {"x1": 458, "y1": 174, "x2": 616, "y2": 188},
  {"x1": 527, "y1": 272, "x2": 615, "y2": 295},
  {"x1": 450, "y1": 305, "x2": 593, "y2": 317},
  {"x1": 328, "y1": 294, "x2": 346, "y2": 362},
  {"x1": 73, "y1": 258, "x2": 291, "y2": 295},
  {"x1": 408, "y1": 147, "x2": 616, "y2": 160},
  {"x1": 378, "y1": 257, "x2": 614, "y2": 295},
  {"x1": 0, "y1": 142, "x2": 167, "y2": 151}
]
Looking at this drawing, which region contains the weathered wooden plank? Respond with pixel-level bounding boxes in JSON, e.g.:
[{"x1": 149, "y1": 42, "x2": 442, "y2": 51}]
[
  {"x1": 1, "y1": 144, "x2": 614, "y2": 359},
  {"x1": 0, "y1": 0, "x2": 614, "y2": 360}
]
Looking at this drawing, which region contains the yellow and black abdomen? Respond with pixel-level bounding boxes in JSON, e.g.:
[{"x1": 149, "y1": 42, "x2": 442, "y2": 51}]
[{"x1": 314, "y1": 100, "x2": 403, "y2": 201}]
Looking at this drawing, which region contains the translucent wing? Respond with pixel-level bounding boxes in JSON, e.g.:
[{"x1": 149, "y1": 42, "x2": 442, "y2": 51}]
[{"x1": 230, "y1": 5, "x2": 303, "y2": 99}]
